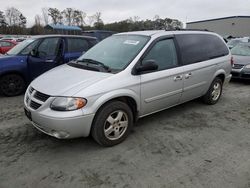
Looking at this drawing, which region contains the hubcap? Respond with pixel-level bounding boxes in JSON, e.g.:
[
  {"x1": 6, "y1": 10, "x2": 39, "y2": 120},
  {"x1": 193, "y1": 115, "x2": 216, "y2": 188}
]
[
  {"x1": 104, "y1": 110, "x2": 128, "y2": 141},
  {"x1": 211, "y1": 82, "x2": 221, "y2": 101}
]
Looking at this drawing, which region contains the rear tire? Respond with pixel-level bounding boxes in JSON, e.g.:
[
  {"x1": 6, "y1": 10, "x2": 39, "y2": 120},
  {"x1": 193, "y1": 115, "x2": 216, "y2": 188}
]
[
  {"x1": 202, "y1": 77, "x2": 223, "y2": 105},
  {"x1": 0, "y1": 74, "x2": 25, "y2": 97},
  {"x1": 91, "y1": 101, "x2": 133, "y2": 147}
]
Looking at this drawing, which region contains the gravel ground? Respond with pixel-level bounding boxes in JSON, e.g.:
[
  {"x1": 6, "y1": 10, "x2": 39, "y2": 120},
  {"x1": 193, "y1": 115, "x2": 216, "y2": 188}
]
[{"x1": 0, "y1": 81, "x2": 250, "y2": 188}]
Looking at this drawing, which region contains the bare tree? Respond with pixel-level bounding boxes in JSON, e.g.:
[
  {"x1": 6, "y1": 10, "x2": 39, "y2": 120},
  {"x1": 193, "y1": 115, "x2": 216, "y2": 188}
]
[
  {"x1": 35, "y1": 14, "x2": 42, "y2": 26},
  {"x1": 5, "y1": 7, "x2": 26, "y2": 27},
  {"x1": 73, "y1": 10, "x2": 86, "y2": 26},
  {"x1": 62, "y1": 8, "x2": 74, "y2": 26},
  {"x1": 48, "y1": 8, "x2": 61, "y2": 25},
  {"x1": 87, "y1": 15, "x2": 95, "y2": 26},
  {"x1": 41, "y1": 7, "x2": 49, "y2": 25}
]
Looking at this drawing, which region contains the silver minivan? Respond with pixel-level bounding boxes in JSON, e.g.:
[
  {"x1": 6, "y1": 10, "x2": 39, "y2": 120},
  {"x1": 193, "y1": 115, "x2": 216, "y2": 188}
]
[{"x1": 24, "y1": 30, "x2": 232, "y2": 146}]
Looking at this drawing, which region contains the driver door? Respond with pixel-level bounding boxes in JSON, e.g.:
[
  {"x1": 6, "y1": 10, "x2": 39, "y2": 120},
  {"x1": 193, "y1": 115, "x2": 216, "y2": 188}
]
[{"x1": 28, "y1": 37, "x2": 63, "y2": 80}]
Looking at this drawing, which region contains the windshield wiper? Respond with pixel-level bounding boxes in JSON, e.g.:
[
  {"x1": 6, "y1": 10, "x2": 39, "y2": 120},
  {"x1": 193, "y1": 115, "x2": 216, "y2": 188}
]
[{"x1": 77, "y1": 58, "x2": 111, "y2": 72}]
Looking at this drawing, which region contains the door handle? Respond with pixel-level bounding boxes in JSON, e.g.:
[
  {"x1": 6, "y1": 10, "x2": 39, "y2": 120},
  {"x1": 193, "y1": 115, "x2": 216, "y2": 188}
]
[
  {"x1": 185, "y1": 73, "x2": 192, "y2": 79},
  {"x1": 45, "y1": 59, "x2": 54, "y2": 63},
  {"x1": 174, "y1": 75, "x2": 183, "y2": 81}
]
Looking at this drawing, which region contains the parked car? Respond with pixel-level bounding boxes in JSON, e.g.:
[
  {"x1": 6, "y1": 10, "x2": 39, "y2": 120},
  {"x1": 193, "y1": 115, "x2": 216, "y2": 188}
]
[
  {"x1": 231, "y1": 43, "x2": 250, "y2": 80},
  {"x1": 82, "y1": 30, "x2": 115, "y2": 41},
  {"x1": 24, "y1": 30, "x2": 232, "y2": 146},
  {"x1": 0, "y1": 40, "x2": 17, "y2": 54},
  {"x1": 0, "y1": 35, "x2": 98, "y2": 96},
  {"x1": 227, "y1": 37, "x2": 250, "y2": 49}
]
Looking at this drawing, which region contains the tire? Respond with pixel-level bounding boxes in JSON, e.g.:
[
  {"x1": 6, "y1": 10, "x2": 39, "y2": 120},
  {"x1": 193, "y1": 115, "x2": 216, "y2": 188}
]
[
  {"x1": 91, "y1": 101, "x2": 133, "y2": 147},
  {"x1": 0, "y1": 74, "x2": 26, "y2": 97},
  {"x1": 202, "y1": 77, "x2": 223, "y2": 105}
]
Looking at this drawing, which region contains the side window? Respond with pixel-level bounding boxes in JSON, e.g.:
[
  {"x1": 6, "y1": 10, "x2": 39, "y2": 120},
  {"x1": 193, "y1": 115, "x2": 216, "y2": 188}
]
[
  {"x1": 176, "y1": 34, "x2": 229, "y2": 65},
  {"x1": 67, "y1": 38, "x2": 89, "y2": 53},
  {"x1": 142, "y1": 39, "x2": 178, "y2": 71},
  {"x1": 37, "y1": 38, "x2": 60, "y2": 57},
  {"x1": 21, "y1": 40, "x2": 40, "y2": 55}
]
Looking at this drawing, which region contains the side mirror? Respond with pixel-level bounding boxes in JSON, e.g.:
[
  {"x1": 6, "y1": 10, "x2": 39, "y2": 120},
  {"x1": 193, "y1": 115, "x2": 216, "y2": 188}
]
[
  {"x1": 30, "y1": 49, "x2": 37, "y2": 57},
  {"x1": 135, "y1": 60, "x2": 158, "y2": 74}
]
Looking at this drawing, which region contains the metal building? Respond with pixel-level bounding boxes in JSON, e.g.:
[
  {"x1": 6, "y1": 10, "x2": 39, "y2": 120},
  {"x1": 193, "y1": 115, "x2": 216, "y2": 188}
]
[
  {"x1": 186, "y1": 16, "x2": 250, "y2": 37},
  {"x1": 44, "y1": 24, "x2": 82, "y2": 35}
]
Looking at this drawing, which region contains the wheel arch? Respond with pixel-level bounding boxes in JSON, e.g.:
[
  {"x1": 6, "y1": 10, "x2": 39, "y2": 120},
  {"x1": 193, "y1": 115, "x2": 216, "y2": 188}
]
[{"x1": 90, "y1": 90, "x2": 140, "y2": 122}]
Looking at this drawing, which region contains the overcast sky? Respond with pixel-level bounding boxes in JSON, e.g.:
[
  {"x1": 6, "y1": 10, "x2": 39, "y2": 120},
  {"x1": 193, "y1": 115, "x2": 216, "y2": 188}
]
[{"x1": 1, "y1": 0, "x2": 250, "y2": 27}]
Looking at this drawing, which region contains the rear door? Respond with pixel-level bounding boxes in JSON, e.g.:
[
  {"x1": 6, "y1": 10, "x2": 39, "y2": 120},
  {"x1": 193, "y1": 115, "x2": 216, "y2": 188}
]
[
  {"x1": 28, "y1": 37, "x2": 63, "y2": 80},
  {"x1": 139, "y1": 37, "x2": 184, "y2": 116},
  {"x1": 175, "y1": 34, "x2": 229, "y2": 103}
]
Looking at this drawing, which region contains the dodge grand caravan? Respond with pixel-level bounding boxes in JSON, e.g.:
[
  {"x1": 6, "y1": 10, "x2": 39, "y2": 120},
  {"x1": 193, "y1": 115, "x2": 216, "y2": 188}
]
[
  {"x1": 24, "y1": 30, "x2": 232, "y2": 146},
  {"x1": 0, "y1": 35, "x2": 97, "y2": 96}
]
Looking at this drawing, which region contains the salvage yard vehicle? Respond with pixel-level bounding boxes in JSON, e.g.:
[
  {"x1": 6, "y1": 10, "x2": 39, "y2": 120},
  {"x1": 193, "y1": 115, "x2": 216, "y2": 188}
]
[
  {"x1": 231, "y1": 43, "x2": 250, "y2": 80},
  {"x1": 24, "y1": 30, "x2": 232, "y2": 146},
  {"x1": 0, "y1": 35, "x2": 98, "y2": 96},
  {"x1": 0, "y1": 40, "x2": 17, "y2": 54}
]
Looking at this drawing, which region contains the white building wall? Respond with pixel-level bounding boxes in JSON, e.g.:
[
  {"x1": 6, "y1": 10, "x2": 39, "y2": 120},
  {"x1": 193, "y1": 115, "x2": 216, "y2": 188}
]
[{"x1": 187, "y1": 17, "x2": 250, "y2": 37}]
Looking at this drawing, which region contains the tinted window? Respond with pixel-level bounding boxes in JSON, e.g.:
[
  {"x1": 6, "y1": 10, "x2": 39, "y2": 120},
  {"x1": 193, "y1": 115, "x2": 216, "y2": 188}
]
[
  {"x1": 38, "y1": 38, "x2": 60, "y2": 57},
  {"x1": 142, "y1": 39, "x2": 178, "y2": 71},
  {"x1": 67, "y1": 38, "x2": 89, "y2": 53},
  {"x1": 176, "y1": 34, "x2": 229, "y2": 65}
]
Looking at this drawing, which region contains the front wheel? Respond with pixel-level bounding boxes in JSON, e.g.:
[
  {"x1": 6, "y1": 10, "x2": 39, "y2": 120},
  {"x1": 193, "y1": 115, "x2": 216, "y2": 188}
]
[
  {"x1": 202, "y1": 77, "x2": 223, "y2": 105},
  {"x1": 91, "y1": 101, "x2": 133, "y2": 146},
  {"x1": 0, "y1": 74, "x2": 25, "y2": 97}
]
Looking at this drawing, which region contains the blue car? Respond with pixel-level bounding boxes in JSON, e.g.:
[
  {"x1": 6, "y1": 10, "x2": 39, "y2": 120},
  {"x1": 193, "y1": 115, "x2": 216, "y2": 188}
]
[{"x1": 0, "y1": 35, "x2": 97, "y2": 96}]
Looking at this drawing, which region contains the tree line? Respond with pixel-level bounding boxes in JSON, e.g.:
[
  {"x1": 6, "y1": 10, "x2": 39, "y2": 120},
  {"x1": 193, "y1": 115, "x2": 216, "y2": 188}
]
[{"x1": 0, "y1": 7, "x2": 183, "y2": 35}]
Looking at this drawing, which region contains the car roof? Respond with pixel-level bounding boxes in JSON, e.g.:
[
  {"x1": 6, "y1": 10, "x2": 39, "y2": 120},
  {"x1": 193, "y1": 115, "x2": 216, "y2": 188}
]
[
  {"x1": 30, "y1": 35, "x2": 97, "y2": 40},
  {"x1": 116, "y1": 30, "x2": 216, "y2": 37}
]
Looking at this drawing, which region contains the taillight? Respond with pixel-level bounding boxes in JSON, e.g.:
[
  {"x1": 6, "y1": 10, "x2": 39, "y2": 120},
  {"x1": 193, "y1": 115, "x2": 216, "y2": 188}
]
[{"x1": 231, "y1": 56, "x2": 234, "y2": 66}]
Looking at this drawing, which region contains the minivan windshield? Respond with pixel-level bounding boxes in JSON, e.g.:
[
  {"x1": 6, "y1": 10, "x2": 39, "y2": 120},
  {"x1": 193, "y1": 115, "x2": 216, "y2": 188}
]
[
  {"x1": 77, "y1": 35, "x2": 150, "y2": 71},
  {"x1": 231, "y1": 43, "x2": 250, "y2": 56},
  {"x1": 7, "y1": 39, "x2": 36, "y2": 55}
]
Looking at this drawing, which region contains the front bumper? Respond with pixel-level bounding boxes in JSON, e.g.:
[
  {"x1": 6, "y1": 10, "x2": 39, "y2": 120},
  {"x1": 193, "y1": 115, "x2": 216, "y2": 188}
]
[
  {"x1": 24, "y1": 106, "x2": 95, "y2": 139},
  {"x1": 231, "y1": 70, "x2": 250, "y2": 80}
]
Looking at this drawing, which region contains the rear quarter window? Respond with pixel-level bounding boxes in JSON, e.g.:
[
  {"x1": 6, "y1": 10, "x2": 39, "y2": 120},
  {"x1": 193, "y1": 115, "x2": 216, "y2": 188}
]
[{"x1": 176, "y1": 34, "x2": 229, "y2": 65}]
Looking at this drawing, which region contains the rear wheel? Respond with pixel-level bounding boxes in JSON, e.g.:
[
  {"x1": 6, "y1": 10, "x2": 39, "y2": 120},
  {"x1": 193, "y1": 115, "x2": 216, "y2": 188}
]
[
  {"x1": 202, "y1": 77, "x2": 223, "y2": 105},
  {"x1": 0, "y1": 74, "x2": 25, "y2": 96},
  {"x1": 91, "y1": 101, "x2": 133, "y2": 146}
]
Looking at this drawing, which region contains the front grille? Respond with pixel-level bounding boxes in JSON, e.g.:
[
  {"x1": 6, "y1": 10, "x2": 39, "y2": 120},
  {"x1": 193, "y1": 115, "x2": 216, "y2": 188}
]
[
  {"x1": 30, "y1": 100, "x2": 42, "y2": 110},
  {"x1": 25, "y1": 87, "x2": 50, "y2": 111},
  {"x1": 233, "y1": 64, "x2": 244, "y2": 69},
  {"x1": 29, "y1": 87, "x2": 34, "y2": 94},
  {"x1": 34, "y1": 91, "x2": 50, "y2": 102}
]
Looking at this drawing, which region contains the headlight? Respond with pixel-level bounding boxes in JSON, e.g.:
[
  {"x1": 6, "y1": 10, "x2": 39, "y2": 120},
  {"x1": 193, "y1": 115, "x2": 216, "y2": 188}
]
[
  {"x1": 50, "y1": 97, "x2": 87, "y2": 111},
  {"x1": 245, "y1": 64, "x2": 250, "y2": 69}
]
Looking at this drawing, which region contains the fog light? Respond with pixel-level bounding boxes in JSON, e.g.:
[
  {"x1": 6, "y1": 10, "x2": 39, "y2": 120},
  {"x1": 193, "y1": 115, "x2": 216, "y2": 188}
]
[{"x1": 52, "y1": 131, "x2": 70, "y2": 139}]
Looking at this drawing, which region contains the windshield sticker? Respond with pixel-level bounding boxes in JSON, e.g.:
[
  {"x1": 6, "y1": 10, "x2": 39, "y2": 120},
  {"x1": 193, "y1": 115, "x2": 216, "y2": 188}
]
[{"x1": 124, "y1": 40, "x2": 140, "y2": 45}]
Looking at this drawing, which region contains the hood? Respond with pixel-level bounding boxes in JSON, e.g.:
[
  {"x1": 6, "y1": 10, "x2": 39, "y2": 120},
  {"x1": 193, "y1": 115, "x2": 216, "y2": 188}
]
[
  {"x1": 233, "y1": 55, "x2": 250, "y2": 65},
  {"x1": 31, "y1": 64, "x2": 113, "y2": 96},
  {"x1": 0, "y1": 54, "x2": 16, "y2": 61}
]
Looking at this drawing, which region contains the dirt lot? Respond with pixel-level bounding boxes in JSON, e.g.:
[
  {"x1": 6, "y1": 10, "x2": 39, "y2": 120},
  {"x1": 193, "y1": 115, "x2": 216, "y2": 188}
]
[{"x1": 0, "y1": 81, "x2": 250, "y2": 188}]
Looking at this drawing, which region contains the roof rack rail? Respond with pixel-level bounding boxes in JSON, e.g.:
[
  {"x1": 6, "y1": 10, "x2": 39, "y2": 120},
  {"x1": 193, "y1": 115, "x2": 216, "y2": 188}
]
[{"x1": 165, "y1": 28, "x2": 212, "y2": 32}]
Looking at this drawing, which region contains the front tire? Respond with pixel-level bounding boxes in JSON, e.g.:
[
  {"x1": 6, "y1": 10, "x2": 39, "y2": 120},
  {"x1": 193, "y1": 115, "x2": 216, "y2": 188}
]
[
  {"x1": 202, "y1": 77, "x2": 223, "y2": 105},
  {"x1": 0, "y1": 74, "x2": 25, "y2": 97},
  {"x1": 91, "y1": 101, "x2": 133, "y2": 147}
]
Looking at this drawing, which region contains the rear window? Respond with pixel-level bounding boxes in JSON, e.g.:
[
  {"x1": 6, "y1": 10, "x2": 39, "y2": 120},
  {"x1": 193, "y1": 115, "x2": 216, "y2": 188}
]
[
  {"x1": 176, "y1": 34, "x2": 229, "y2": 65},
  {"x1": 67, "y1": 38, "x2": 89, "y2": 53}
]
